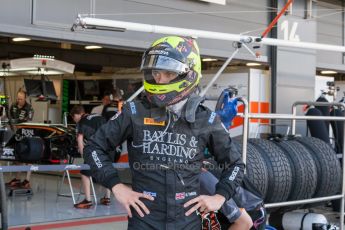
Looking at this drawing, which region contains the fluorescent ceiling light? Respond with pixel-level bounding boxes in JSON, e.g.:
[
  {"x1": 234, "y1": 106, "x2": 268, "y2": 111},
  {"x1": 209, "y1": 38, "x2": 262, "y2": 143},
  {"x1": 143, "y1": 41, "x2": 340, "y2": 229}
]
[
  {"x1": 26, "y1": 69, "x2": 65, "y2": 75},
  {"x1": 85, "y1": 45, "x2": 102, "y2": 50},
  {"x1": 33, "y1": 55, "x2": 55, "y2": 60},
  {"x1": 246, "y1": 63, "x2": 261, "y2": 67},
  {"x1": 10, "y1": 57, "x2": 75, "y2": 74},
  {"x1": 321, "y1": 70, "x2": 337, "y2": 75},
  {"x1": 1, "y1": 68, "x2": 64, "y2": 76},
  {"x1": 0, "y1": 72, "x2": 15, "y2": 77},
  {"x1": 202, "y1": 58, "x2": 218, "y2": 62},
  {"x1": 9, "y1": 67, "x2": 37, "y2": 72},
  {"x1": 87, "y1": 25, "x2": 126, "y2": 32},
  {"x1": 12, "y1": 37, "x2": 31, "y2": 42}
]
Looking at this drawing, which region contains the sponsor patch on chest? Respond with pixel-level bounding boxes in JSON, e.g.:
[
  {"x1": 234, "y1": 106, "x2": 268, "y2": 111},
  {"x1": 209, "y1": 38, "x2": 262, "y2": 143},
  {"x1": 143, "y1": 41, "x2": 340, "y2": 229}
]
[
  {"x1": 144, "y1": 118, "x2": 165, "y2": 126},
  {"x1": 143, "y1": 191, "x2": 157, "y2": 197},
  {"x1": 175, "y1": 192, "x2": 185, "y2": 200}
]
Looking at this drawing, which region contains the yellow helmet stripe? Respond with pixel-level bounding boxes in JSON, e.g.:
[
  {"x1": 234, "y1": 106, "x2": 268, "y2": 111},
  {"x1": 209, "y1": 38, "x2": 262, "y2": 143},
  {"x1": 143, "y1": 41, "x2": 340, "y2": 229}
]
[{"x1": 144, "y1": 78, "x2": 200, "y2": 94}]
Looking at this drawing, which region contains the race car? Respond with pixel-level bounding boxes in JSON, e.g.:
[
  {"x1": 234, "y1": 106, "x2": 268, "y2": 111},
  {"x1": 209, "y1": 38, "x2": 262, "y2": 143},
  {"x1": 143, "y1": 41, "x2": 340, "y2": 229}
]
[{"x1": 0, "y1": 123, "x2": 78, "y2": 164}]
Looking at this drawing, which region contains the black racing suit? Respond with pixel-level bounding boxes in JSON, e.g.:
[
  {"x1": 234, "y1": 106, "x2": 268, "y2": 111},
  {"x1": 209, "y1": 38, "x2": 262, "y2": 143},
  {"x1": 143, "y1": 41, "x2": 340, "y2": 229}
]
[
  {"x1": 77, "y1": 113, "x2": 106, "y2": 177},
  {"x1": 102, "y1": 100, "x2": 123, "y2": 121},
  {"x1": 83, "y1": 98, "x2": 245, "y2": 230},
  {"x1": 9, "y1": 102, "x2": 34, "y2": 123}
]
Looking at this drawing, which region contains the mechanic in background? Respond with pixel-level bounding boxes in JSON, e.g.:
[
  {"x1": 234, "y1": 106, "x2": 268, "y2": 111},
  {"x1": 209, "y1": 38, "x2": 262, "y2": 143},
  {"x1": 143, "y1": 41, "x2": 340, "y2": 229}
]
[
  {"x1": 70, "y1": 105, "x2": 112, "y2": 208},
  {"x1": 6, "y1": 88, "x2": 34, "y2": 189},
  {"x1": 101, "y1": 88, "x2": 123, "y2": 121},
  {"x1": 91, "y1": 90, "x2": 119, "y2": 201},
  {"x1": 9, "y1": 88, "x2": 34, "y2": 123},
  {"x1": 91, "y1": 90, "x2": 111, "y2": 115}
]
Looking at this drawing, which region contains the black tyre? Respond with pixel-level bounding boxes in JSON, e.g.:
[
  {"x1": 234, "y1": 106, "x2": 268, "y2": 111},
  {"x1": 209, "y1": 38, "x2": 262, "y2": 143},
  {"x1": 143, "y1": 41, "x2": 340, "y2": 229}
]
[
  {"x1": 249, "y1": 138, "x2": 292, "y2": 203},
  {"x1": 273, "y1": 139, "x2": 317, "y2": 201},
  {"x1": 0, "y1": 172, "x2": 8, "y2": 230},
  {"x1": 296, "y1": 137, "x2": 341, "y2": 198},
  {"x1": 15, "y1": 137, "x2": 45, "y2": 162},
  {"x1": 330, "y1": 108, "x2": 344, "y2": 154},
  {"x1": 329, "y1": 108, "x2": 345, "y2": 211},
  {"x1": 306, "y1": 108, "x2": 330, "y2": 144},
  {"x1": 316, "y1": 96, "x2": 331, "y2": 132},
  {"x1": 232, "y1": 140, "x2": 268, "y2": 199}
]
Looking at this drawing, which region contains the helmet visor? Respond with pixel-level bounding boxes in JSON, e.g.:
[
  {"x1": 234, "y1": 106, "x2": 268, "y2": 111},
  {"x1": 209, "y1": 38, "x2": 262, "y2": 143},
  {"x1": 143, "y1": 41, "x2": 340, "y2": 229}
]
[{"x1": 141, "y1": 55, "x2": 189, "y2": 74}]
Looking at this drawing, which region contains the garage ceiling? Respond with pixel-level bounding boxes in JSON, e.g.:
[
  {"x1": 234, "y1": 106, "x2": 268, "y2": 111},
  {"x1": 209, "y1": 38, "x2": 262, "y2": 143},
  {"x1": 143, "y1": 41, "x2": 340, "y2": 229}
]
[
  {"x1": 0, "y1": 35, "x2": 268, "y2": 76},
  {"x1": 0, "y1": 36, "x2": 144, "y2": 74},
  {"x1": 1, "y1": 34, "x2": 343, "y2": 80}
]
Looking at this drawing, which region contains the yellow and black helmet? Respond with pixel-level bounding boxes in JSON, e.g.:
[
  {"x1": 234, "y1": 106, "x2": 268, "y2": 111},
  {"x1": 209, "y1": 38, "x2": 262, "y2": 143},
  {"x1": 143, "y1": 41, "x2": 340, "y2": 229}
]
[{"x1": 141, "y1": 36, "x2": 201, "y2": 107}]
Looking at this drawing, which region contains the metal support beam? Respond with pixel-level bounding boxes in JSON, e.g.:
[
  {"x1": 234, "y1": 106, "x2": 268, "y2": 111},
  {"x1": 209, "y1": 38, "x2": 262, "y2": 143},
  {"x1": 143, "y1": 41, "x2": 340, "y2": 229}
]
[
  {"x1": 73, "y1": 16, "x2": 345, "y2": 53},
  {"x1": 270, "y1": 0, "x2": 278, "y2": 133}
]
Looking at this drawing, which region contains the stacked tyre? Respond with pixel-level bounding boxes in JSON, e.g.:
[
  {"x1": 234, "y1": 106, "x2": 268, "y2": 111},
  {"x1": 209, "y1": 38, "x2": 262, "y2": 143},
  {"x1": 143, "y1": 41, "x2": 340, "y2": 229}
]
[
  {"x1": 272, "y1": 139, "x2": 317, "y2": 211},
  {"x1": 233, "y1": 136, "x2": 342, "y2": 209},
  {"x1": 232, "y1": 140, "x2": 269, "y2": 198},
  {"x1": 249, "y1": 139, "x2": 292, "y2": 203}
]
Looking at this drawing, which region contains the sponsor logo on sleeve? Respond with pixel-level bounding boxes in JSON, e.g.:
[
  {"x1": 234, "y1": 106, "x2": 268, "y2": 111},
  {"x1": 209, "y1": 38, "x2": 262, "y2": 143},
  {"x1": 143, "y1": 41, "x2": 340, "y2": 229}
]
[
  {"x1": 208, "y1": 112, "x2": 216, "y2": 124},
  {"x1": 92, "y1": 150, "x2": 103, "y2": 168},
  {"x1": 229, "y1": 166, "x2": 239, "y2": 181},
  {"x1": 110, "y1": 111, "x2": 121, "y2": 121},
  {"x1": 129, "y1": 102, "x2": 137, "y2": 114}
]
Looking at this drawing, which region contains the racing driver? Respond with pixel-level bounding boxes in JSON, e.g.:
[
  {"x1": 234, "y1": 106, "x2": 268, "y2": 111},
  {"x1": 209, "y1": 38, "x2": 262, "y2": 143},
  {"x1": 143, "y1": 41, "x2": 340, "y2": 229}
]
[{"x1": 83, "y1": 36, "x2": 245, "y2": 230}]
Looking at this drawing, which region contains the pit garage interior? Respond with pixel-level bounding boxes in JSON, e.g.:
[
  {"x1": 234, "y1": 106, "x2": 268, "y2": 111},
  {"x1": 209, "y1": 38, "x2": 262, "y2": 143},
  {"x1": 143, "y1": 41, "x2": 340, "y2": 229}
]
[{"x1": 0, "y1": 0, "x2": 345, "y2": 229}]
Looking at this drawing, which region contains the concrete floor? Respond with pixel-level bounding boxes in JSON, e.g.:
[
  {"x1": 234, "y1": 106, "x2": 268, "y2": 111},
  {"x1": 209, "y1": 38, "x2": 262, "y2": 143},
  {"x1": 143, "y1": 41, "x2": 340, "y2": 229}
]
[
  {"x1": 2, "y1": 173, "x2": 344, "y2": 230},
  {"x1": 9, "y1": 216, "x2": 128, "y2": 230},
  {"x1": 2, "y1": 173, "x2": 128, "y2": 229}
]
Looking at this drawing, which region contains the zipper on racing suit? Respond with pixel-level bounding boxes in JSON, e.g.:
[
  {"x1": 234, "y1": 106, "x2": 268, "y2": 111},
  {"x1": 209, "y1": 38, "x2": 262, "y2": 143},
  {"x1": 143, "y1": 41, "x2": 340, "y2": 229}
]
[
  {"x1": 164, "y1": 110, "x2": 187, "y2": 229},
  {"x1": 160, "y1": 164, "x2": 185, "y2": 186}
]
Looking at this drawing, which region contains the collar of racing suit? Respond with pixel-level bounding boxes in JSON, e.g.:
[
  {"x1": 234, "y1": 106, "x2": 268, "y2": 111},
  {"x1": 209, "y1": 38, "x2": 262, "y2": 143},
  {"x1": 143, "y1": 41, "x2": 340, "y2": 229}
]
[{"x1": 167, "y1": 98, "x2": 188, "y2": 118}]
